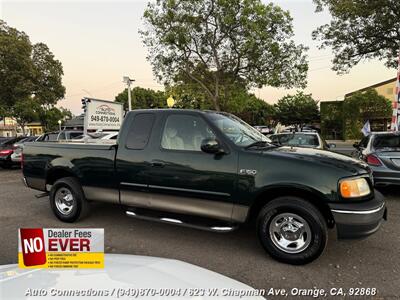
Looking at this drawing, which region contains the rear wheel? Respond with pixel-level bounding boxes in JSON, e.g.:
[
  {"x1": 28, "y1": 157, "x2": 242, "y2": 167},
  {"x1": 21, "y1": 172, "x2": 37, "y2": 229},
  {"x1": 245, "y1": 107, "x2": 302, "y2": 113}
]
[
  {"x1": 49, "y1": 177, "x2": 89, "y2": 222},
  {"x1": 257, "y1": 196, "x2": 328, "y2": 265}
]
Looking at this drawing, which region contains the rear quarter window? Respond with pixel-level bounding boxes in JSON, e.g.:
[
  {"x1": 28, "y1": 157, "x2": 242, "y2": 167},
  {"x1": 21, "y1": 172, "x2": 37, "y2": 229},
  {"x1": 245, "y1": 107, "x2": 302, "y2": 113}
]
[{"x1": 125, "y1": 113, "x2": 155, "y2": 150}]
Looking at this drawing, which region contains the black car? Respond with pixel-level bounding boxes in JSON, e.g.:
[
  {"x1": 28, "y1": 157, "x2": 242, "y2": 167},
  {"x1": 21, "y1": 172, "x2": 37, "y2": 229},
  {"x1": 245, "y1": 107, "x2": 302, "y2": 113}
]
[{"x1": 0, "y1": 136, "x2": 25, "y2": 168}]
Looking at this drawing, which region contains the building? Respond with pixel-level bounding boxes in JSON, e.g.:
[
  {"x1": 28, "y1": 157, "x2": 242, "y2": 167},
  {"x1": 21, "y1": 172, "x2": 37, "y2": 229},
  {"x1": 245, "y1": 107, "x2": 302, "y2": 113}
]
[
  {"x1": 26, "y1": 122, "x2": 44, "y2": 136},
  {"x1": 63, "y1": 115, "x2": 84, "y2": 130},
  {"x1": 321, "y1": 78, "x2": 396, "y2": 140},
  {"x1": 0, "y1": 118, "x2": 17, "y2": 137},
  {"x1": 345, "y1": 77, "x2": 396, "y2": 100},
  {"x1": 0, "y1": 118, "x2": 44, "y2": 137}
]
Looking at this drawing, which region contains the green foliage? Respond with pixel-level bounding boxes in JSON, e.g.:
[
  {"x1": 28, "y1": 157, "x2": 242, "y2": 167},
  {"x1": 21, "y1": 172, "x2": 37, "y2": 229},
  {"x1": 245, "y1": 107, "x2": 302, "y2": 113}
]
[
  {"x1": 342, "y1": 89, "x2": 392, "y2": 139},
  {"x1": 140, "y1": 0, "x2": 308, "y2": 110},
  {"x1": 0, "y1": 20, "x2": 34, "y2": 108},
  {"x1": 31, "y1": 43, "x2": 65, "y2": 106},
  {"x1": 320, "y1": 101, "x2": 344, "y2": 140},
  {"x1": 38, "y1": 106, "x2": 72, "y2": 131},
  {"x1": 11, "y1": 98, "x2": 40, "y2": 135},
  {"x1": 0, "y1": 20, "x2": 65, "y2": 131},
  {"x1": 114, "y1": 84, "x2": 274, "y2": 125},
  {"x1": 274, "y1": 92, "x2": 320, "y2": 127},
  {"x1": 115, "y1": 87, "x2": 168, "y2": 110},
  {"x1": 313, "y1": 0, "x2": 400, "y2": 73}
]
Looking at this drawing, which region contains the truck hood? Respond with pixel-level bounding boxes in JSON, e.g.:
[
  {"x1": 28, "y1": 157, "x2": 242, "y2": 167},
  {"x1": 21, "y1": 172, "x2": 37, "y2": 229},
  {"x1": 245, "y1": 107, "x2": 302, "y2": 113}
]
[{"x1": 264, "y1": 146, "x2": 370, "y2": 175}]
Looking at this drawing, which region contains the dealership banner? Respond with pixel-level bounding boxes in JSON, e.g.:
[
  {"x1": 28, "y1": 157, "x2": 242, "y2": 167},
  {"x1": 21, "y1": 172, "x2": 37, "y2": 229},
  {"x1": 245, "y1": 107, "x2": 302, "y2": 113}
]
[
  {"x1": 18, "y1": 228, "x2": 104, "y2": 269},
  {"x1": 85, "y1": 98, "x2": 123, "y2": 130}
]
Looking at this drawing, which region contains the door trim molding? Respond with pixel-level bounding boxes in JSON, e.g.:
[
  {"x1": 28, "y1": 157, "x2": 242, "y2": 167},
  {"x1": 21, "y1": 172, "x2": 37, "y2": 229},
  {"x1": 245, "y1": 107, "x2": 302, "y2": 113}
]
[{"x1": 148, "y1": 184, "x2": 230, "y2": 197}]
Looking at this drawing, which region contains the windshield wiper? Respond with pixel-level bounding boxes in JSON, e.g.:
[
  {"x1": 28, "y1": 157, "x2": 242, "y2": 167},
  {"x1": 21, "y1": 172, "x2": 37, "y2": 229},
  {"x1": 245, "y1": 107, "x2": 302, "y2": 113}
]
[{"x1": 245, "y1": 141, "x2": 271, "y2": 149}]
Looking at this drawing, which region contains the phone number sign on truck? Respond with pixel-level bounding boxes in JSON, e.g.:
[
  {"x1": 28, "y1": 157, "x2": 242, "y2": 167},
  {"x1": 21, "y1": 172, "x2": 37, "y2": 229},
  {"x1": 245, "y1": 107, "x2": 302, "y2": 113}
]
[{"x1": 85, "y1": 99, "x2": 123, "y2": 130}]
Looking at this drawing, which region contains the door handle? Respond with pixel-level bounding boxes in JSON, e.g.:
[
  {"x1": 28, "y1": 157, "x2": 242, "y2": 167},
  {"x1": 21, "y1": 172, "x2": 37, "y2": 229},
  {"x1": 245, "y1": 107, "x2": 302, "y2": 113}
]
[{"x1": 150, "y1": 161, "x2": 165, "y2": 168}]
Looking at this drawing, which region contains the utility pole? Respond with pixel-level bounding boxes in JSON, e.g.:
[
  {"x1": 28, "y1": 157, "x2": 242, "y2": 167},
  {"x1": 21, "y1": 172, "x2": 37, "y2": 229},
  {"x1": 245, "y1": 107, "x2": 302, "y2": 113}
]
[{"x1": 123, "y1": 76, "x2": 135, "y2": 111}]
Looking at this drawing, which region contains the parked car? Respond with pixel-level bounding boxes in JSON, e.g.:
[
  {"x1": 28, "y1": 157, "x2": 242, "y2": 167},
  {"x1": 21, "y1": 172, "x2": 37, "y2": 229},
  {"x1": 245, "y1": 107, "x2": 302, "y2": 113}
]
[
  {"x1": 10, "y1": 136, "x2": 38, "y2": 164},
  {"x1": 0, "y1": 254, "x2": 262, "y2": 300},
  {"x1": 23, "y1": 109, "x2": 386, "y2": 265},
  {"x1": 36, "y1": 130, "x2": 83, "y2": 142},
  {"x1": 0, "y1": 136, "x2": 25, "y2": 168},
  {"x1": 254, "y1": 125, "x2": 271, "y2": 135},
  {"x1": 72, "y1": 131, "x2": 118, "y2": 142},
  {"x1": 352, "y1": 132, "x2": 400, "y2": 187},
  {"x1": 269, "y1": 132, "x2": 336, "y2": 150}
]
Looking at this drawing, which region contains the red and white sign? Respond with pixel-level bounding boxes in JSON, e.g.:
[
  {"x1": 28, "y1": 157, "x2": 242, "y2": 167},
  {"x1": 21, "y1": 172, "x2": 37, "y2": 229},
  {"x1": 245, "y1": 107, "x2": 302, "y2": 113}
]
[
  {"x1": 18, "y1": 228, "x2": 104, "y2": 269},
  {"x1": 390, "y1": 49, "x2": 400, "y2": 131}
]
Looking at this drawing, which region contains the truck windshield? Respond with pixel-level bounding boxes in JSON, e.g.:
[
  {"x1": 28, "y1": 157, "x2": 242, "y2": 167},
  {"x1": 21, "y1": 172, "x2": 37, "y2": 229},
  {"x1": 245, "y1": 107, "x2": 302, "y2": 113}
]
[{"x1": 207, "y1": 112, "x2": 270, "y2": 147}]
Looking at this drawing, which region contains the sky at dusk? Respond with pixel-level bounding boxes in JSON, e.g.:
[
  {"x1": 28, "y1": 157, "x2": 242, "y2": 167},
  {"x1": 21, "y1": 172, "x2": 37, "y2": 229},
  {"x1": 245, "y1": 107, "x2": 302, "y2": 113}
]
[{"x1": 1, "y1": 0, "x2": 396, "y2": 115}]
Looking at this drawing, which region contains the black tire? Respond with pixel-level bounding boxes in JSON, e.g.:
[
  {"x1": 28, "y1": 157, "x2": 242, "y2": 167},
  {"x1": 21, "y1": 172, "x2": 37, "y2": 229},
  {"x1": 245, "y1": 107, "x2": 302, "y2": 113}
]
[
  {"x1": 49, "y1": 177, "x2": 89, "y2": 222},
  {"x1": 256, "y1": 196, "x2": 328, "y2": 265}
]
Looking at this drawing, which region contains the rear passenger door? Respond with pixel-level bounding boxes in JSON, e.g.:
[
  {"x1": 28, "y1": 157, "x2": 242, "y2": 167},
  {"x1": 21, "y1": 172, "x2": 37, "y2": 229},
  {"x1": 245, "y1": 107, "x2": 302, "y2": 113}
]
[{"x1": 116, "y1": 113, "x2": 156, "y2": 204}]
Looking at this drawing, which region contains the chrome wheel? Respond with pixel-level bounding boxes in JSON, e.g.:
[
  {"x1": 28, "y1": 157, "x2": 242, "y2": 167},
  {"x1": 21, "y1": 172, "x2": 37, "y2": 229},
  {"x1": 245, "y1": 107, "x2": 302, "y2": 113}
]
[
  {"x1": 269, "y1": 213, "x2": 312, "y2": 254},
  {"x1": 55, "y1": 187, "x2": 75, "y2": 215}
]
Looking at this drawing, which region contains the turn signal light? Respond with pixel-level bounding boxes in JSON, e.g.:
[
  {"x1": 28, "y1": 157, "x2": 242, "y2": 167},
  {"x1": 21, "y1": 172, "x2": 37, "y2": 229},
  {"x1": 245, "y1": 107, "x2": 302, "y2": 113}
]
[
  {"x1": 340, "y1": 178, "x2": 371, "y2": 198},
  {"x1": 366, "y1": 154, "x2": 382, "y2": 166}
]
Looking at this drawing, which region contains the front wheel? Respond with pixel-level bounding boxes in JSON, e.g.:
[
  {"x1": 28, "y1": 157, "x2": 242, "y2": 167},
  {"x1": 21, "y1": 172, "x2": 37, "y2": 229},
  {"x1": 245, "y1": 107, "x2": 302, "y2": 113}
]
[
  {"x1": 257, "y1": 196, "x2": 328, "y2": 265},
  {"x1": 49, "y1": 177, "x2": 89, "y2": 222}
]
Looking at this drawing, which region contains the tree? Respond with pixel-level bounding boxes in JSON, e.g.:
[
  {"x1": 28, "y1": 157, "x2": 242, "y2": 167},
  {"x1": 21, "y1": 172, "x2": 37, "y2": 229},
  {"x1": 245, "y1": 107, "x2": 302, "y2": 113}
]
[
  {"x1": 11, "y1": 98, "x2": 40, "y2": 135},
  {"x1": 38, "y1": 106, "x2": 72, "y2": 131},
  {"x1": 0, "y1": 20, "x2": 34, "y2": 109},
  {"x1": 312, "y1": 0, "x2": 400, "y2": 73},
  {"x1": 232, "y1": 92, "x2": 275, "y2": 125},
  {"x1": 31, "y1": 43, "x2": 65, "y2": 106},
  {"x1": 140, "y1": 0, "x2": 308, "y2": 110},
  {"x1": 0, "y1": 20, "x2": 65, "y2": 131},
  {"x1": 342, "y1": 89, "x2": 392, "y2": 139},
  {"x1": 115, "y1": 87, "x2": 168, "y2": 110},
  {"x1": 275, "y1": 92, "x2": 320, "y2": 128}
]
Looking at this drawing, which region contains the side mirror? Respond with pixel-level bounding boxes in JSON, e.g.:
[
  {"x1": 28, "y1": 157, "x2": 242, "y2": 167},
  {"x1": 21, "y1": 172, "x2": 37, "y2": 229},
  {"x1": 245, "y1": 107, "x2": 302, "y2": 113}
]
[
  {"x1": 353, "y1": 142, "x2": 360, "y2": 149},
  {"x1": 201, "y1": 138, "x2": 224, "y2": 154},
  {"x1": 328, "y1": 143, "x2": 336, "y2": 149}
]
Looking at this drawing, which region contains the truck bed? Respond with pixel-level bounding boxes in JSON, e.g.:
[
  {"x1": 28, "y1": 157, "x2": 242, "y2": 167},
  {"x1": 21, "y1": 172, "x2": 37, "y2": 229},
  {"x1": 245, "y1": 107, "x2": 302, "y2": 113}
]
[{"x1": 23, "y1": 142, "x2": 117, "y2": 195}]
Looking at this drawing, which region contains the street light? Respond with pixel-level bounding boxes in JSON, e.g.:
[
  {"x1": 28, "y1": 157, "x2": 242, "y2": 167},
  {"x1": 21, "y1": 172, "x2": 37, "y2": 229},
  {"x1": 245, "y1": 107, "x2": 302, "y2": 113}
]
[
  {"x1": 58, "y1": 120, "x2": 62, "y2": 132},
  {"x1": 123, "y1": 76, "x2": 135, "y2": 111},
  {"x1": 167, "y1": 95, "x2": 175, "y2": 108}
]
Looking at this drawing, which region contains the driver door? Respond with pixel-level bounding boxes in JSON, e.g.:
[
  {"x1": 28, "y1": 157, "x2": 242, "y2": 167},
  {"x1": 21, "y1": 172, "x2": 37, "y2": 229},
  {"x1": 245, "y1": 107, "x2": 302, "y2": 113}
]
[{"x1": 145, "y1": 112, "x2": 238, "y2": 222}]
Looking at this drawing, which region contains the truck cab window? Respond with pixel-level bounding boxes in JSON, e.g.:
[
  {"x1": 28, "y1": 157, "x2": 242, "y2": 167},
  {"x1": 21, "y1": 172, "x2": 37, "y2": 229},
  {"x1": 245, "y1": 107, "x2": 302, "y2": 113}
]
[
  {"x1": 161, "y1": 115, "x2": 215, "y2": 151},
  {"x1": 126, "y1": 113, "x2": 155, "y2": 150}
]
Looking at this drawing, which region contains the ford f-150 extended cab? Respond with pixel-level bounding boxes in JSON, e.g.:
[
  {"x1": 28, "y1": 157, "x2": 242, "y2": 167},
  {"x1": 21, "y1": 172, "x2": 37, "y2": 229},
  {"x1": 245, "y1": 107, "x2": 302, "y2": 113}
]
[{"x1": 22, "y1": 109, "x2": 387, "y2": 264}]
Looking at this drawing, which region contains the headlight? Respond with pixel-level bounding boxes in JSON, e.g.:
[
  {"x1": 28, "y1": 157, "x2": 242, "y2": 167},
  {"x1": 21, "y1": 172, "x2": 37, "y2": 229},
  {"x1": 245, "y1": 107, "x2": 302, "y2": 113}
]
[{"x1": 340, "y1": 178, "x2": 371, "y2": 198}]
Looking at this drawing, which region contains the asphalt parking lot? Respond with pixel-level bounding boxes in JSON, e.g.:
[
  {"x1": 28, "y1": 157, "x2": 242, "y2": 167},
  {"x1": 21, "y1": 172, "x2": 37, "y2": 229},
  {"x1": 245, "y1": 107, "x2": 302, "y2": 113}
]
[{"x1": 1, "y1": 168, "x2": 399, "y2": 299}]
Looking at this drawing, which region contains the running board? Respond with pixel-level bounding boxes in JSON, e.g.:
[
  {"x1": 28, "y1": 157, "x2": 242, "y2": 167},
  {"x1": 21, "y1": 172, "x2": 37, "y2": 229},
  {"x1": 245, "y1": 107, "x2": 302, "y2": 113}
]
[
  {"x1": 35, "y1": 192, "x2": 49, "y2": 199},
  {"x1": 125, "y1": 210, "x2": 237, "y2": 233}
]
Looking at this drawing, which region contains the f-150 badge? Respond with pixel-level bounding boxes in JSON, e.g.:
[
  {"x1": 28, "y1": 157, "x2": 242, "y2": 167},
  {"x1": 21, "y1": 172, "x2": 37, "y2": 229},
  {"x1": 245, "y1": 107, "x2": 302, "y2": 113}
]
[{"x1": 239, "y1": 169, "x2": 257, "y2": 176}]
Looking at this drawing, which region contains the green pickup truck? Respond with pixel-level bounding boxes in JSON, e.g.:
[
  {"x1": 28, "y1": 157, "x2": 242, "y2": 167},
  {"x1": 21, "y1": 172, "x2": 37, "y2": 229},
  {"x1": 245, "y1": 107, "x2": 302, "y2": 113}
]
[{"x1": 23, "y1": 109, "x2": 387, "y2": 264}]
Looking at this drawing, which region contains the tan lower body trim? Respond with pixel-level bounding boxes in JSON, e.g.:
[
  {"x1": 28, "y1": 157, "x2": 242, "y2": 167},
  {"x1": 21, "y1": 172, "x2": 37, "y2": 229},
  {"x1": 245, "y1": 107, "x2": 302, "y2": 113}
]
[
  {"x1": 121, "y1": 190, "x2": 241, "y2": 222},
  {"x1": 82, "y1": 186, "x2": 119, "y2": 204}
]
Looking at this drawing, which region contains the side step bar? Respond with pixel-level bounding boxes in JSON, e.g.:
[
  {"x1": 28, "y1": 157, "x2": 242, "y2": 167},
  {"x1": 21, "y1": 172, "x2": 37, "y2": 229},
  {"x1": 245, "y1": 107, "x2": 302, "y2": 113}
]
[
  {"x1": 125, "y1": 211, "x2": 237, "y2": 233},
  {"x1": 35, "y1": 192, "x2": 49, "y2": 199}
]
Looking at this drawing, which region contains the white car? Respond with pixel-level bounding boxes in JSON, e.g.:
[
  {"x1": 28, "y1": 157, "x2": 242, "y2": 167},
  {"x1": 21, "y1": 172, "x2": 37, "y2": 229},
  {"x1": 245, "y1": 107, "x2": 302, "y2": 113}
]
[
  {"x1": 0, "y1": 254, "x2": 263, "y2": 300},
  {"x1": 72, "y1": 132, "x2": 118, "y2": 143},
  {"x1": 269, "y1": 132, "x2": 336, "y2": 150}
]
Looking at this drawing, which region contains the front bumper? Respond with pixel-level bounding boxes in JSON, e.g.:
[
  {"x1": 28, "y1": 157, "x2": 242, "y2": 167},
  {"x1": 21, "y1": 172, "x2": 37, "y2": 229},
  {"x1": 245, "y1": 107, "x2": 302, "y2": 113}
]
[{"x1": 329, "y1": 190, "x2": 387, "y2": 239}]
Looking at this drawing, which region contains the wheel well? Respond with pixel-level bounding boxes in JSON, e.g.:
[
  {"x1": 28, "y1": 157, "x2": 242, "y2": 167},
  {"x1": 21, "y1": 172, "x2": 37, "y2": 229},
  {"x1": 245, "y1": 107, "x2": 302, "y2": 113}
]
[
  {"x1": 247, "y1": 187, "x2": 335, "y2": 228},
  {"x1": 46, "y1": 168, "x2": 77, "y2": 186}
]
